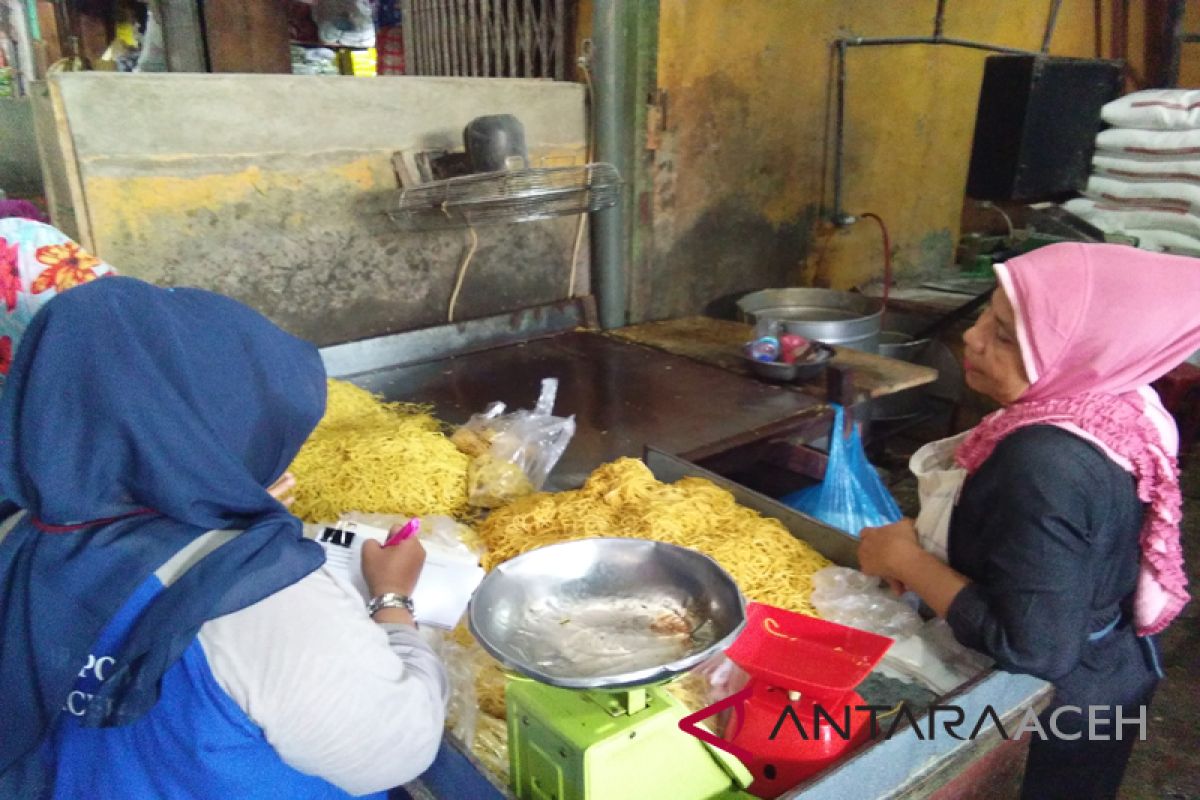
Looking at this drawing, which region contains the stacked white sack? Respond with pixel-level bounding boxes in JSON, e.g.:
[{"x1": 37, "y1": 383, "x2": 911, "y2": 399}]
[{"x1": 1064, "y1": 89, "x2": 1200, "y2": 256}]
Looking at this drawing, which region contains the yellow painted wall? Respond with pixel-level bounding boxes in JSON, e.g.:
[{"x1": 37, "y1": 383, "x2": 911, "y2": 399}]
[
  {"x1": 1180, "y1": 3, "x2": 1200, "y2": 87},
  {"x1": 645, "y1": 0, "x2": 1197, "y2": 319}
]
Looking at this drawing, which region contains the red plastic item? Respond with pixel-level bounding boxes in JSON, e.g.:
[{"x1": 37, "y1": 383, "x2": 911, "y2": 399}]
[
  {"x1": 722, "y1": 603, "x2": 893, "y2": 798},
  {"x1": 779, "y1": 335, "x2": 807, "y2": 365}
]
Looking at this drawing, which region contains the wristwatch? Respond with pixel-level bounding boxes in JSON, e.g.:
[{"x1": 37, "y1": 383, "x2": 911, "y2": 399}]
[{"x1": 367, "y1": 592, "x2": 415, "y2": 617}]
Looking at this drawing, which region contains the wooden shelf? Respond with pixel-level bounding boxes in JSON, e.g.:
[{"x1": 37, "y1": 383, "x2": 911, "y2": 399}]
[{"x1": 608, "y1": 316, "x2": 939, "y2": 401}]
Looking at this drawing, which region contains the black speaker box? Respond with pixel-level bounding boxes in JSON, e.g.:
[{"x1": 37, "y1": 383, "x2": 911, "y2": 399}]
[{"x1": 966, "y1": 55, "x2": 1122, "y2": 201}]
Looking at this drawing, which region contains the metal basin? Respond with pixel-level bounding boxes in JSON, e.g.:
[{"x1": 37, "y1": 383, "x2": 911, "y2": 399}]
[
  {"x1": 875, "y1": 331, "x2": 930, "y2": 420},
  {"x1": 468, "y1": 538, "x2": 746, "y2": 690},
  {"x1": 737, "y1": 288, "x2": 883, "y2": 353}
]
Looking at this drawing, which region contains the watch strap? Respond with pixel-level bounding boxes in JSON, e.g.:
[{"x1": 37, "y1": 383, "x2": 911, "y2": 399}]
[{"x1": 367, "y1": 592, "x2": 415, "y2": 617}]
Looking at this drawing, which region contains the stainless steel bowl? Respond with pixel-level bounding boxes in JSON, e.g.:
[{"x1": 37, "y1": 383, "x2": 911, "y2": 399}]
[
  {"x1": 468, "y1": 538, "x2": 746, "y2": 690},
  {"x1": 743, "y1": 356, "x2": 799, "y2": 383},
  {"x1": 737, "y1": 288, "x2": 883, "y2": 353}
]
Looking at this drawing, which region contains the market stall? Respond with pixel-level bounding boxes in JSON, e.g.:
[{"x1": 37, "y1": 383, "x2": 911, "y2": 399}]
[
  {"x1": 313, "y1": 298, "x2": 1050, "y2": 800},
  {"x1": 5, "y1": 0, "x2": 1193, "y2": 794}
]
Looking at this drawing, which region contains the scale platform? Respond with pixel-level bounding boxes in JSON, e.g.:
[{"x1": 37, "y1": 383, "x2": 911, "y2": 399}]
[{"x1": 507, "y1": 679, "x2": 751, "y2": 800}]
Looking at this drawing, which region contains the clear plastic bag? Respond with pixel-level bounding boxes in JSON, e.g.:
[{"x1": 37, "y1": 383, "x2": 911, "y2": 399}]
[
  {"x1": 452, "y1": 379, "x2": 576, "y2": 508},
  {"x1": 422, "y1": 628, "x2": 480, "y2": 746},
  {"x1": 782, "y1": 405, "x2": 902, "y2": 537},
  {"x1": 809, "y1": 566, "x2": 922, "y2": 639},
  {"x1": 498, "y1": 594, "x2": 699, "y2": 679},
  {"x1": 684, "y1": 651, "x2": 751, "y2": 736},
  {"x1": 878, "y1": 618, "x2": 993, "y2": 695}
]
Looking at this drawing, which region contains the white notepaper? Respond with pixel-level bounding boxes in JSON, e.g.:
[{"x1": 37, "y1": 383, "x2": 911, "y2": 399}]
[{"x1": 311, "y1": 519, "x2": 485, "y2": 630}]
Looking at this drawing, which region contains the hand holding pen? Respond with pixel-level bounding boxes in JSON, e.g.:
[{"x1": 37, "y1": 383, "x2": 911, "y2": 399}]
[
  {"x1": 362, "y1": 518, "x2": 425, "y2": 604},
  {"x1": 383, "y1": 518, "x2": 420, "y2": 548}
]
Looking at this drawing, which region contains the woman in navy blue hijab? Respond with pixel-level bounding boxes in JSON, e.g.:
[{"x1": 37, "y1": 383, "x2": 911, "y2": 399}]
[{"x1": 0, "y1": 277, "x2": 447, "y2": 798}]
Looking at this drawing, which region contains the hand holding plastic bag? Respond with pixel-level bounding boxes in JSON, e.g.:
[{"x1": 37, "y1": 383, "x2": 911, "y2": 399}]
[
  {"x1": 451, "y1": 379, "x2": 576, "y2": 508},
  {"x1": 809, "y1": 566, "x2": 922, "y2": 639},
  {"x1": 782, "y1": 405, "x2": 902, "y2": 537}
]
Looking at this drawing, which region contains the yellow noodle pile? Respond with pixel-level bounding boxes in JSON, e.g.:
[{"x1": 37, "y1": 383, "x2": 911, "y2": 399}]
[
  {"x1": 288, "y1": 380, "x2": 470, "y2": 522},
  {"x1": 478, "y1": 458, "x2": 831, "y2": 615}
]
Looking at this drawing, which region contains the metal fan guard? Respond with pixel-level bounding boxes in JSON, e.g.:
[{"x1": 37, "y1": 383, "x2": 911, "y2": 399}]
[{"x1": 389, "y1": 162, "x2": 621, "y2": 231}]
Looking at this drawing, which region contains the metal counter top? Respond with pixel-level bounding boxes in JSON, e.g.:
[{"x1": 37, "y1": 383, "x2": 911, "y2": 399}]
[{"x1": 348, "y1": 330, "x2": 827, "y2": 489}]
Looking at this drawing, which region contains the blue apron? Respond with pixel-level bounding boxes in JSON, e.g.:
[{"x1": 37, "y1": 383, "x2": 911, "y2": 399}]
[{"x1": 47, "y1": 573, "x2": 383, "y2": 800}]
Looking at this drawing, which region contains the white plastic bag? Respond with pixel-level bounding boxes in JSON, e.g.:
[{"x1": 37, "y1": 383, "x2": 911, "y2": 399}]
[
  {"x1": 877, "y1": 618, "x2": 992, "y2": 695},
  {"x1": 809, "y1": 566, "x2": 922, "y2": 640},
  {"x1": 452, "y1": 379, "x2": 576, "y2": 508},
  {"x1": 811, "y1": 566, "x2": 991, "y2": 695}
]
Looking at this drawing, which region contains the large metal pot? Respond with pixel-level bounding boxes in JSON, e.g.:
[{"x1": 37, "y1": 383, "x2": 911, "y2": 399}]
[
  {"x1": 874, "y1": 331, "x2": 930, "y2": 420},
  {"x1": 736, "y1": 288, "x2": 883, "y2": 353}
]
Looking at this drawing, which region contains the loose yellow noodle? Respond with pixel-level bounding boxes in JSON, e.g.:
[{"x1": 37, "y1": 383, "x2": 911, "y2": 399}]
[
  {"x1": 288, "y1": 380, "x2": 470, "y2": 522},
  {"x1": 478, "y1": 458, "x2": 831, "y2": 615}
]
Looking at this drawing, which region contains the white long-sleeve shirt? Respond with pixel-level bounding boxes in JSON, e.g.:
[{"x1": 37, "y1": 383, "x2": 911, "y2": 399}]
[{"x1": 197, "y1": 565, "x2": 449, "y2": 796}]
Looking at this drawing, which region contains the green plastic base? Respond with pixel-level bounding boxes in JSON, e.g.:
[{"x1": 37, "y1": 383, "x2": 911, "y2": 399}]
[{"x1": 506, "y1": 679, "x2": 752, "y2": 800}]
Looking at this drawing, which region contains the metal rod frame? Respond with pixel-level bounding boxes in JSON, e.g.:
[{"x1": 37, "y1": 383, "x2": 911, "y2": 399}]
[
  {"x1": 831, "y1": 33, "x2": 1043, "y2": 226},
  {"x1": 1042, "y1": 0, "x2": 1064, "y2": 53}
]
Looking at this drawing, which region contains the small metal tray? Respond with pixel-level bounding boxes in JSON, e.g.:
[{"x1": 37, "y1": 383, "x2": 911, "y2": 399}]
[{"x1": 742, "y1": 343, "x2": 835, "y2": 384}]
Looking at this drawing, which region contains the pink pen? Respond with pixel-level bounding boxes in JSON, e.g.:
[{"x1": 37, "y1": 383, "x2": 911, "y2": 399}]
[{"x1": 382, "y1": 518, "x2": 420, "y2": 548}]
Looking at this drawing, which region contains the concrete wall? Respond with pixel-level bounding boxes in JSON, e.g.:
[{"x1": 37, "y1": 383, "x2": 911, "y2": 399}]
[
  {"x1": 35, "y1": 73, "x2": 587, "y2": 346},
  {"x1": 641, "y1": 0, "x2": 1198, "y2": 321},
  {"x1": 0, "y1": 98, "x2": 44, "y2": 199}
]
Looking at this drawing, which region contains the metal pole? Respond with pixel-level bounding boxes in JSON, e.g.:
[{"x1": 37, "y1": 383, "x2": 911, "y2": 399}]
[
  {"x1": 591, "y1": 0, "x2": 629, "y2": 329},
  {"x1": 841, "y1": 36, "x2": 1039, "y2": 55},
  {"x1": 830, "y1": 35, "x2": 1043, "y2": 226},
  {"x1": 1041, "y1": 0, "x2": 1064, "y2": 53},
  {"x1": 832, "y1": 39, "x2": 851, "y2": 226}
]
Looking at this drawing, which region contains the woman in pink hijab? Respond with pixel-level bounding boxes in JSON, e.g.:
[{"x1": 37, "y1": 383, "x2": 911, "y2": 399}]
[{"x1": 859, "y1": 243, "x2": 1199, "y2": 800}]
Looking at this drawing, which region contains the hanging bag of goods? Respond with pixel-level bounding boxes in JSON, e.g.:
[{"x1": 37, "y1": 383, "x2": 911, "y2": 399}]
[{"x1": 783, "y1": 405, "x2": 902, "y2": 537}]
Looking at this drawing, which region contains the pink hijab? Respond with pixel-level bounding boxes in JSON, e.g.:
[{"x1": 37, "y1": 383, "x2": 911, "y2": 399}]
[{"x1": 956, "y1": 243, "x2": 1200, "y2": 636}]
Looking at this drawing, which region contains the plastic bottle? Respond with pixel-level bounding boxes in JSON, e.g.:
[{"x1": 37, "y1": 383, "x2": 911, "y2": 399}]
[{"x1": 747, "y1": 336, "x2": 780, "y2": 362}]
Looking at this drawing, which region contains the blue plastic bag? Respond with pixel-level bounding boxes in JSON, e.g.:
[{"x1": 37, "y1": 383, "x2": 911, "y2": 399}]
[{"x1": 782, "y1": 405, "x2": 901, "y2": 537}]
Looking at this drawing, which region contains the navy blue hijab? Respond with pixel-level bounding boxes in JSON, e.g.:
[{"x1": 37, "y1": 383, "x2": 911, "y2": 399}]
[{"x1": 0, "y1": 277, "x2": 327, "y2": 777}]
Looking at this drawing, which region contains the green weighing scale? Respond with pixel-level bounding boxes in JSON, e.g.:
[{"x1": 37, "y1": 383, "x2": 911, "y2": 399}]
[{"x1": 468, "y1": 538, "x2": 757, "y2": 800}]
